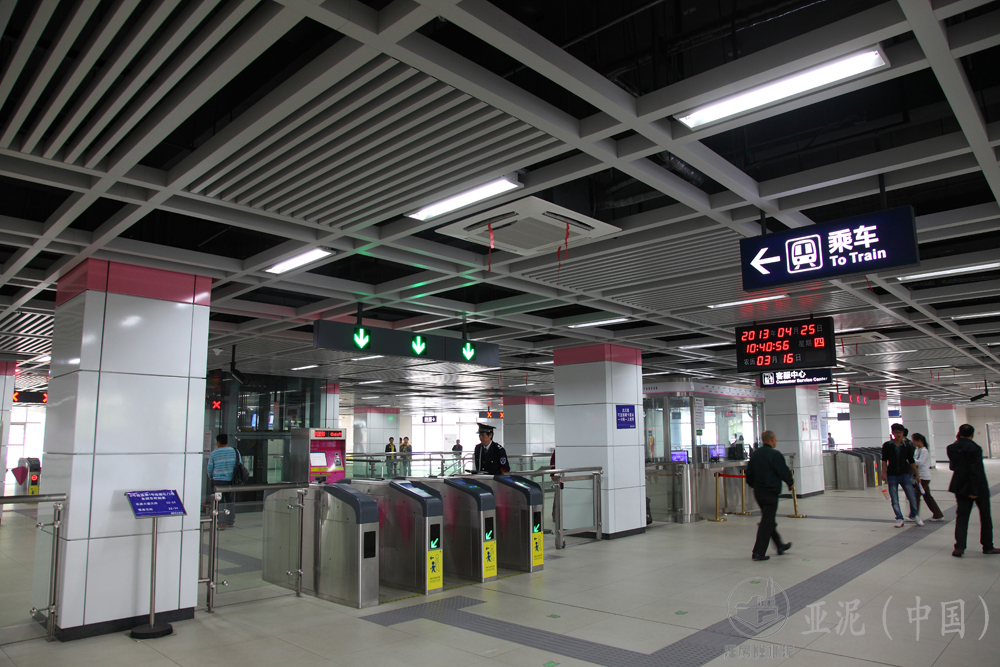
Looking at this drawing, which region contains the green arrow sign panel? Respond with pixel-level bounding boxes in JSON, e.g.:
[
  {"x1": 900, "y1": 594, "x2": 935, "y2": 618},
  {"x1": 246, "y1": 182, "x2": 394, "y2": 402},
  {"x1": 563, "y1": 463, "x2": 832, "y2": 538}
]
[
  {"x1": 411, "y1": 335, "x2": 427, "y2": 355},
  {"x1": 353, "y1": 326, "x2": 370, "y2": 349},
  {"x1": 315, "y1": 321, "x2": 499, "y2": 366}
]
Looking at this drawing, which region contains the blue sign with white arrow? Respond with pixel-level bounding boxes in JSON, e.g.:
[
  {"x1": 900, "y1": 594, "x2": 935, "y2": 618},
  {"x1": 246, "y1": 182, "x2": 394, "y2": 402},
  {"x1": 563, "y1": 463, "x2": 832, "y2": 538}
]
[{"x1": 739, "y1": 206, "x2": 919, "y2": 291}]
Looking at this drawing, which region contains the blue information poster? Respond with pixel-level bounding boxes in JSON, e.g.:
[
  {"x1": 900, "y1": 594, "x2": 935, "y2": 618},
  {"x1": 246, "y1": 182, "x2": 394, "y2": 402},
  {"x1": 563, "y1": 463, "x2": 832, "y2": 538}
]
[
  {"x1": 616, "y1": 405, "x2": 636, "y2": 429},
  {"x1": 125, "y1": 490, "x2": 187, "y2": 519}
]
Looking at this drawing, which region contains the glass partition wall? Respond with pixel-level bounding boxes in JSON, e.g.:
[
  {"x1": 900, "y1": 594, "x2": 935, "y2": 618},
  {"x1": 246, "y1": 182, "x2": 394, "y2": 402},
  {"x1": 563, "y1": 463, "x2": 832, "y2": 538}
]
[{"x1": 643, "y1": 392, "x2": 764, "y2": 464}]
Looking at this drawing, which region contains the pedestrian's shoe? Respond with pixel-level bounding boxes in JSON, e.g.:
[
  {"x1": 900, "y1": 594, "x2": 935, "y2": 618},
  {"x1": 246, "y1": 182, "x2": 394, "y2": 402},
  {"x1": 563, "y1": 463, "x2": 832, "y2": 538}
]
[
  {"x1": 751, "y1": 553, "x2": 770, "y2": 561},
  {"x1": 777, "y1": 542, "x2": 792, "y2": 555},
  {"x1": 984, "y1": 548, "x2": 1000, "y2": 555},
  {"x1": 894, "y1": 519, "x2": 905, "y2": 528},
  {"x1": 952, "y1": 549, "x2": 964, "y2": 558},
  {"x1": 928, "y1": 517, "x2": 945, "y2": 522},
  {"x1": 912, "y1": 516, "x2": 924, "y2": 527}
]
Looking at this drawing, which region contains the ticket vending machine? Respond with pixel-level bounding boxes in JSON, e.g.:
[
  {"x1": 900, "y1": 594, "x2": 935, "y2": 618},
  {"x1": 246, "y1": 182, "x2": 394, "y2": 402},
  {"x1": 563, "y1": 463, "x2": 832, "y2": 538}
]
[
  {"x1": 16, "y1": 457, "x2": 41, "y2": 495},
  {"x1": 291, "y1": 428, "x2": 347, "y2": 483}
]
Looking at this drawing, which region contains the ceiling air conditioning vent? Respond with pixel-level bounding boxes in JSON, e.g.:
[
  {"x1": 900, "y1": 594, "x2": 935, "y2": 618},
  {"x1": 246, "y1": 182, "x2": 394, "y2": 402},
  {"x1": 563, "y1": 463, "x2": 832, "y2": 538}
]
[
  {"x1": 838, "y1": 331, "x2": 889, "y2": 345},
  {"x1": 435, "y1": 196, "x2": 620, "y2": 256}
]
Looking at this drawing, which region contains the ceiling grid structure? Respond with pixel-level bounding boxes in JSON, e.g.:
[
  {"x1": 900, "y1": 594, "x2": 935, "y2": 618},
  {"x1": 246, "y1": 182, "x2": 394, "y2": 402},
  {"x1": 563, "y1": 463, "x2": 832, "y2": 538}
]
[{"x1": 0, "y1": 0, "x2": 995, "y2": 409}]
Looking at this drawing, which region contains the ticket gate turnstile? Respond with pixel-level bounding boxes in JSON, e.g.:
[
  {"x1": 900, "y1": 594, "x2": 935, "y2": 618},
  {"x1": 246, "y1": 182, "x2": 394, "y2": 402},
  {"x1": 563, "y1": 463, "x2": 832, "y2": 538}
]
[
  {"x1": 262, "y1": 484, "x2": 380, "y2": 608},
  {"x1": 471, "y1": 474, "x2": 545, "y2": 572},
  {"x1": 342, "y1": 479, "x2": 444, "y2": 595},
  {"x1": 17, "y1": 457, "x2": 41, "y2": 495},
  {"x1": 412, "y1": 478, "x2": 497, "y2": 583}
]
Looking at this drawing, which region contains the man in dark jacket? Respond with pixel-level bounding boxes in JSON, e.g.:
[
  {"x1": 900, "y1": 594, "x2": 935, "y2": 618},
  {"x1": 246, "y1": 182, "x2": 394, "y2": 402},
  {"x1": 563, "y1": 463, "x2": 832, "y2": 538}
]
[
  {"x1": 473, "y1": 423, "x2": 510, "y2": 475},
  {"x1": 948, "y1": 424, "x2": 1000, "y2": 557},
  {"x1": 881, "y1": 423, "x2": 922, "y2": 527},
  {"x1": 745, "y1": 430, "x2": 794, "y2": 561}
]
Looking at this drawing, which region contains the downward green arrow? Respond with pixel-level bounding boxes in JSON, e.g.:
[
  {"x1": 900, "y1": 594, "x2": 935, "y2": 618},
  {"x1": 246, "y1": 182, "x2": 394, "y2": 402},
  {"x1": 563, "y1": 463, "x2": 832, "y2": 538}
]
[
  {"x1": 461, "y1": 342, "x2": 475, "y2": 360},
  {"x1": 430, "y1": 538, "x2": 439, "y2": 549},
  {"x1": 533, "y1": 523, "x2": 541, "y2": 533},
  {"x1": 412, "y1": 336, "x2": 426, "y2": 355},
  {"x1": 485, "y1": 530, "x2": 493, "y2": 541},
  {"x1": 353, "y1": 327, "x2": 370, "y2": 349}
]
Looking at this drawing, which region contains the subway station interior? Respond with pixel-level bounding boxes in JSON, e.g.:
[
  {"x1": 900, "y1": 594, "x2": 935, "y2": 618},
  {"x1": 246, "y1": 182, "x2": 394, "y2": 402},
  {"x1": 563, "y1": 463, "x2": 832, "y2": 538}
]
[{"x1": 1, "y1": 0, "x2": 1000, "y2": 665}]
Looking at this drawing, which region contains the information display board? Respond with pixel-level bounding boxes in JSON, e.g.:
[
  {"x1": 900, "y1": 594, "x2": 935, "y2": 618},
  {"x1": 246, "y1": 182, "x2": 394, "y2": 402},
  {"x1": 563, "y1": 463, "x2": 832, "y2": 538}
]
[
  {"x1": 736, "y1": 316, "x2": 836, "y2": 373},
  {"x1": 124, "y1": 490, "x2": 187, "y2": 519},
  {"x1": 739, "y1": 206, "x2": 918, "y2": 290}
]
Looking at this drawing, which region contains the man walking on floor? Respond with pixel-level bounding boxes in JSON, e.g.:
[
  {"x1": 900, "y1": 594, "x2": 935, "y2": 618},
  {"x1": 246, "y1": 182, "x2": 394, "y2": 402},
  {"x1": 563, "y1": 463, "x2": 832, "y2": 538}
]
[
  {"x1": 948, "y1": 424, "x2": 1000, "y2": 557},
  {"x1": 745, "y1": 430, "x2": 794, "y2": 561},
  {"x1": 881, "y1": 423, "x2": 923, "y2": 528}
]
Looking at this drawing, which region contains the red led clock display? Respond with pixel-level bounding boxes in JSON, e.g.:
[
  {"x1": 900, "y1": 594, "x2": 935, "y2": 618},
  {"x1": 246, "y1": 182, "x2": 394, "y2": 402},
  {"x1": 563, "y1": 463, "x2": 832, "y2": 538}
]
[{"x1": 735, "y1": 316, "x2": 836, "y2": 373}]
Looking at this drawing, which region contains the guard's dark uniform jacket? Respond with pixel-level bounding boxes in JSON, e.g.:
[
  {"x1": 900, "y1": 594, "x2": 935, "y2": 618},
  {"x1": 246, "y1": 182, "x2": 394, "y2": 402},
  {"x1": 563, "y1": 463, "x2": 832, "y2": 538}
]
[{"x1": 474, "y1": 441, "x2": 511, "y2": 475}]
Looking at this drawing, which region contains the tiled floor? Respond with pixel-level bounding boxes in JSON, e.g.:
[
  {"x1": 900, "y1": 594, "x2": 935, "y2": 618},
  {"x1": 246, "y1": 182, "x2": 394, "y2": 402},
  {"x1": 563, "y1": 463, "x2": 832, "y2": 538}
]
[{"x1": 2, "y1": 462, "x2": 1000, "y2": 666}]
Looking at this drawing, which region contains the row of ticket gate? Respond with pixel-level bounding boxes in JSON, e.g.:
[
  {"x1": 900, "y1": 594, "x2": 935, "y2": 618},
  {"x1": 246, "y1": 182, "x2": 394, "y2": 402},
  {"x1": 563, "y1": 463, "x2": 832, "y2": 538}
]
[{"x1": 261, "y1": 475, "x2": 545, "y2": 608}]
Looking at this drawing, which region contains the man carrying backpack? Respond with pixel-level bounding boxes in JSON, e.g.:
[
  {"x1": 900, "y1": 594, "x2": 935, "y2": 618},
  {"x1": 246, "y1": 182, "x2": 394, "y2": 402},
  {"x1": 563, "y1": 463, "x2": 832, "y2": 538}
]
[{"x1": 208, "y1": 434, "x2": 239, "y2": 528}]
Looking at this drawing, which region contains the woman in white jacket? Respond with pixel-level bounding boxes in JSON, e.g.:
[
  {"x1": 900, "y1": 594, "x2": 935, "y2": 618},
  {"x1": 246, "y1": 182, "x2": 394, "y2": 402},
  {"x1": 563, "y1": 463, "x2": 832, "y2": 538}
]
[{"x1": 912, "y1": 433, "x2": 945, "y2": 521}]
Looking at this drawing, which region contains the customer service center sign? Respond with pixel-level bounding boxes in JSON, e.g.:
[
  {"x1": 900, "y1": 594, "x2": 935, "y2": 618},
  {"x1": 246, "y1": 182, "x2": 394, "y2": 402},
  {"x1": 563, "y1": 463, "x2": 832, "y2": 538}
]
[{"x1": 740, "y1": 206, "x2": 919, "y2": 290}]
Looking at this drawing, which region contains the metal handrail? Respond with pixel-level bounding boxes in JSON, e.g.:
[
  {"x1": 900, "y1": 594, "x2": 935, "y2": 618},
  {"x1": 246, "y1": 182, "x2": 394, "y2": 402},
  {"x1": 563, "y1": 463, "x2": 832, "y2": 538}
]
[
  {"x1": 204, "y1": 482, "x2": 308, "y2": 612},
  {"x1": 1, "y1": 493, "x2": 66, "y2": 640},
  {"x1": 508, "y1": 467, "x2": 603, "y2": 549}
]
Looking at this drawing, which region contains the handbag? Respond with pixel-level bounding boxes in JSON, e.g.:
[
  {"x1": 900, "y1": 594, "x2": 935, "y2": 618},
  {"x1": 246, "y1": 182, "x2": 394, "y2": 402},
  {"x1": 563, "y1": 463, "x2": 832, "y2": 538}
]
[{"x1": 231, "y1": 449, "x2": 250, "y2": 486}]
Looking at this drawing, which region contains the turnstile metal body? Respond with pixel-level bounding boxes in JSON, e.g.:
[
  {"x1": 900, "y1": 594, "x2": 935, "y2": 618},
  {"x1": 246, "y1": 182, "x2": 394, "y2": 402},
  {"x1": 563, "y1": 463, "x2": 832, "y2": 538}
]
[
  {"x1": 343, "y1": 479, "x2": 444, "y2": 595},
  {"x1": 471, "y1": 474, "x2": 545, "y2": 572},
  {"x1": 262, "y1": 484, "x2": 380, "y2": 608},
  {"x1": 412, "y1": 478, "x2": 497, "y2": 583}
]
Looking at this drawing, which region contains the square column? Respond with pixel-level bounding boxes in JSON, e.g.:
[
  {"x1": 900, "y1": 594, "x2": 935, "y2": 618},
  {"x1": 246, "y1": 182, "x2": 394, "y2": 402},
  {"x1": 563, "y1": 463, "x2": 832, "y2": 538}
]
[
  {"x1": 762, "y1": 385, "x2": 823, "y2": 496},
  {"x1": 850, "y1": 391, "x2": 889, "y2": 449},
  {"x1": 554, "y1": 344, "x2": 645, "y2": 538},
  {"x1": 932, "y1": 404, "x2": 958, "y2": 463},
  {"x1": 503, "y1": 396, "x2": 555, "y2": 457},
  {"x1": 35, "y1": 260, "x2": 210, "y2": 639},
  {"x1": 0, "y1": 361, "x2": 15, "y2": 487},
  {"x1": 901, "y1": 399, "x2": 935, "y2": 467},
  {"x1": 353, "y1": 407, "x2": 400, "y2": 453},
  {"x1": 320, "y1": 382, "x2": 340, "y2": 429}
]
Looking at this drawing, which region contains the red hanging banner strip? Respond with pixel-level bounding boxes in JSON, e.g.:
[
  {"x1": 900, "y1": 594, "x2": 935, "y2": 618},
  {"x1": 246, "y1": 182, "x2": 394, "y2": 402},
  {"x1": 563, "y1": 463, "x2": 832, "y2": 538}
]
[{"x1": 488, "y1": 222, "x2": 494, "y2": 272}]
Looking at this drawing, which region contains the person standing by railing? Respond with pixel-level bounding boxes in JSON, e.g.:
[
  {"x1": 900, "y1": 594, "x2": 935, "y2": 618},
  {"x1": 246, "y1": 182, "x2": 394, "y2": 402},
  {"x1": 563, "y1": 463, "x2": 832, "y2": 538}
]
[
  {"x1": 399, "y1": 437, "x2": 412, "y2": 476},
  {"x1": 207, "y1": 434, "x2": 237, "y2": 529},
  {"x1": 384, "y1": 438, "x2": 396, "y2": 477}
]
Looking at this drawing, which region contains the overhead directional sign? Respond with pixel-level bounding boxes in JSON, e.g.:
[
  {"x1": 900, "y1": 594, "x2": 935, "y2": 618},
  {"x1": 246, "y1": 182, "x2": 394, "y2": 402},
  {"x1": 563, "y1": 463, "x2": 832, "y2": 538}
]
[
  {"x1": 315, "y1": 321, "x2": 499, "y2": 367},
  {"x1": 739, "y1": 206, "x2": 919, "y2": 290}
]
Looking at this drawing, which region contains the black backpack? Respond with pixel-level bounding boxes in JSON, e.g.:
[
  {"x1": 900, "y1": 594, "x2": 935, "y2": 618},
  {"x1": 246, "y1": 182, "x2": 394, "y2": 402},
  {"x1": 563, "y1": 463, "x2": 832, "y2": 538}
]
[{"x1": 231, "y1": 450, "x2": 250, "y2": 485}]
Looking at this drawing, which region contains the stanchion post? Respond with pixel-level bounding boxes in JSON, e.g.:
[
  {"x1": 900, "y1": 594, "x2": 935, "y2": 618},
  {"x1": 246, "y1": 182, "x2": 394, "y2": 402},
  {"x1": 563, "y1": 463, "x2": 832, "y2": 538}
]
[
  {"x1": 295, "y1": 488, "x2": 306, "y2": 596},
  {"x1": 735, "y1": 474, "x2": 752, "y2": 516},
  {"x1": 787, "y1": 469, "x2": 807, "y2": 518},
  {"x1": 206, "y1": 492, "x2": 219, "y2": 613},
  {"x1": 707, "y1": 472, "x2": 726, "y2": 522},
  {"x1": 554, "y1": 473, "x2": 565, "y2": 549},
  {"x1": 46, "y1": 502, "x2": 63, "y2": 640}
]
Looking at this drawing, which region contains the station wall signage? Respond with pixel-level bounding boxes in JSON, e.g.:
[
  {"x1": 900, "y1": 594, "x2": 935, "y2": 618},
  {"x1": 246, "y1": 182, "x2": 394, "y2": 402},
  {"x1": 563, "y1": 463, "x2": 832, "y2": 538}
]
[
  {"x1": 760, "y1": 368, "x2": 833, "y2": 387},
  {"x1": 314, "y1": 320, "x2": 499, "y2": 367},
  {"x1": 739, "y1": 206, "x2": 918, "y2": 290},
  {"x1": 736, "y1": 316, "x2": 836, "y2": 373},
  {"x1": 12, "y1": 391, "x2": 47, "y2": 403},
  {"x1": 422, "y1": 416, "x2": 437, "y2": 423},
  {"x1": 829, "y1": 392, "x2": 868, "y2": 405},
  {"x1": 478, "y1": 410, "x2": 504, "y2": 419}
]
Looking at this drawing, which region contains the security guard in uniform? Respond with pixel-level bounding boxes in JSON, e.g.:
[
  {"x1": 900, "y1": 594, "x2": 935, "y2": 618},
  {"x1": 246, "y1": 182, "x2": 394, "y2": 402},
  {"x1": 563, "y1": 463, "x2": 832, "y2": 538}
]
[{"x1": 473, "y1": 423, "x2": 510, "y2": 475}]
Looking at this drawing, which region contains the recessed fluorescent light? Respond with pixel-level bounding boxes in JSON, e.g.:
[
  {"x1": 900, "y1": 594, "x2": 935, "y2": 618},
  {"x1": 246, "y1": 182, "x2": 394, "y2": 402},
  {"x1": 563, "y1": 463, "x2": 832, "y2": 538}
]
[
  {"x1": 708, "y1": 295, "x2": 788, "y2": 309},
  {"x1": 864, "y1": 350, "x2": 917, "y2": 356},
  {"x1": 679, "y1": 342, "x2": 730, "y2": 349},
  {"x1": 567, "y1": 317, "x2": 629, "y2": 328},
  {"x1": 643, "y1": 371, "x2": 673, "y2": 377},
  {"x1": 358, "y1": 380, "x2": 382, "y2": 384},
  {"x1": 360, "y1": 396, "x2": 380, "y2": 400},
  {"x1": 37, "y1": 355, "x2": 51, "y2": 363},
  {"x1": 473, "y1": 366, "x2": 502, "y2": 372},
  {"x1": 898, "y1": 262, "x2": 1000, "y2": 282},
  {"x1": 352, "y1": 355, "x2": 384, "y2": 361},
  {"x1": 910, "y1": 365, "x2": 950, "y2": 370},
  {"x1": 265, "y1": 248, "x2": 332, "y2": 274},
  {"x1": 290, "y1": 365, "x2": 318, "y2": 371},
  {"x1": 676, "y1": 49, "x2": 887, "y2": 129},
  {"x1": 832, "y1": 372, "x2": 858, "y2": 376},
  {"x1": 407, "y1": 176, "x2": 520, "y2": 221},
  {"x1": 534, "y1": 360, "x2": 554, "y2": 365},
  {"x1": 509, "y1": 383, "x2": 535, "y2": 387},
  {"x1": 835, "y1": 328, "x2": 864, "y2": 333},
  {"x1": 952, "y1": 311, "x2": 1000, "y2": 320}
]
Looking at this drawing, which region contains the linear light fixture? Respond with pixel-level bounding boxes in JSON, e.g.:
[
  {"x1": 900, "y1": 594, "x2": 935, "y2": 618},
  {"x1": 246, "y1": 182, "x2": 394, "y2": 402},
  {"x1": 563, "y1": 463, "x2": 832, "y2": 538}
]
[
  {"x1": 265, "y1": 248, "x2": 332, "y2": 274},
  {"x1": 290, "y1": 365, "x2": 318, "y2": 371},
  {"x1": 708, "y1": 295, "x2": 788, "y2": 309},
  {"x1": 567, "y1": 317, "x2": 629, "y2": 328},
  {"x1": 835, "y1": 327, "x2": 864, "y2": 333},
  {"x1": 679, "y1": 342, "x2": 730, "y2": 349},
  {"x1": 509, "y1": 383, "x2": 535, "y2": 387},
  {"x1": 360, "y1": 396, "x2": 380, "y2": 399},
  {"x1": 357, "y1": 380, "x2": 382, "y2": 384},
  {"x1": 952, "y1": 310, "x2": 1000, "y2": 320},
  {"x1": 351, "y1": 355, "x2": 384, "y2": 361},
  {"x1": 642, "y1": 371, "x2": 673, "y2": 377},
  {"x1": 407, "y1": 175, "x2": 521, "y2": 221},
  {"x1": 534, "y1": 360, "x2": 554, "y2": 365},
  {"x1": 676, "y1": 49, "x2": 887, "y2": 129},
  {"x1": 865, "y1": 349, "x2": 917, "y2": 356},
  {"x1": 898, "y1": 262, "x2": 1000, "y2": 282},
  {"x1": 909, "y1": 365, "x2": 951, "y2": 370},
  {"x1": 832, "y1": 371, "x2": 858, "y2": 376}
]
